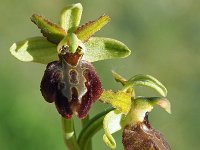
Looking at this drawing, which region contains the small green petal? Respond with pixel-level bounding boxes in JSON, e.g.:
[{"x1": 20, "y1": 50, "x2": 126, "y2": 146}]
[
  {"x1": 57, "y1": 35, "x2": 68, "y2": 54},
  {"x1": 68, "y1": 33, "x2": 80, "y2": 53},
  {"x1": 75, "y1": 15, "x2": 110, "y2": 42},
  {"x1": 124, "y1": 98, "x2": 153, "y2": 126},
  {"x1": 60, "y1": 3, "x2": 83, "y2": 32},
  {"x1": 122, "y1": 74, "x2": 167, "y2": 97},
  {"x1": 124, "y1": 97, "x2": 171, "y2": 126},
  {"x1": 103, "y1": 110, "x2": 124, "y2": 149},
  {"x1": 112, "y1": 71, "x2": 134, "y2": 95},
  {"x1": 57, "y1": 34, "x2": 81, "y2": 54},
  {"x1": 148, "y1": 97, "x2": 171, "y2": 114},
  {"x1": 10, "y1": 37, "x2": 58, "y2": 64},
  {"x1": 112, "y1": 71, "x2": 127, "y2": 86},
  {"x1": 83, "y1": 37, "x2": 131, "y2": 62},
  {"x1": 100, "y1": 90, "x2": 131, "y2": 115},
  {"x1": 31, "y1": 14, "x2": 66, "y2": 44}
]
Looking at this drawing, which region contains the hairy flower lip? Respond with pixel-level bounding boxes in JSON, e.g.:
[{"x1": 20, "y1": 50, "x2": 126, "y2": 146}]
[
  {"x1": 40, "y1": 59, "x2": 102, "y2": 119},
  {"x1": 40, "y1": 61, "x2": 61, "y2": 103},
  {"x1": 122, "y1": 115, "x2": 171, "y2": 150}
]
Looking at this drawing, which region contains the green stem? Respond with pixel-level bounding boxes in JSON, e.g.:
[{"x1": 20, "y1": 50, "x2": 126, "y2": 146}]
[
  {"x1": 78, "y1": 108, "x2": 114, "y2": 150},
  {"x1": 81, "y1": 115, "x2": 92, "y2": 150},
  {"x1": 62, "y1": 117, "x2": 80, "y2": 150},
  {"x1": 81, "y1": 115, "x2": 90, "y2": 127}
]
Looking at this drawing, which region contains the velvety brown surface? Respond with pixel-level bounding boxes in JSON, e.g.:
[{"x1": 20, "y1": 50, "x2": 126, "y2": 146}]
[
  {"x1": 77, "y1": 61, "x2": 102, "y2": 118},
  {"x1": 122, "y1": 116, "x2": 171, "y2": 150},
  {"x1": 40, "y1": 61, "x2": 61, "y2": 103},
  {"x1": 40, "y1": 59, "x2": 102, "y2": 119}
]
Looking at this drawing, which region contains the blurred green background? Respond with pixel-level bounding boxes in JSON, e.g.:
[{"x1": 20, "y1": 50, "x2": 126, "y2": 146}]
[{"x1": 1, "y1": 0, "x2": 200, "y2": 149}]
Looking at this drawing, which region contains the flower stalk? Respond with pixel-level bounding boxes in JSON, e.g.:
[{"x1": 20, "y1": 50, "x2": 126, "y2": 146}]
[
  {"x1": 61, "y1": 117, "x2": 79, "y2": 150},
  {"x1": 81, "y1": 115, "x2": 92, "y2": 150}
]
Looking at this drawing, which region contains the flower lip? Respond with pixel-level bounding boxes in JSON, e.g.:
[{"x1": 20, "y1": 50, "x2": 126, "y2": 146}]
[
  {"x1": 40, "y1": 58, "x2": 103, "y2": 119},
  {"x1": 122, "y1": 113, "x2": 171, "y2": 150}
]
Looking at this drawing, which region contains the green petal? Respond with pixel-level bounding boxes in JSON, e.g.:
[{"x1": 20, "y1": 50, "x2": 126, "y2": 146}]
[
  {"x1": 148, "y1": 97, "x2": 171, "y2": 114},
  {"x1": 68, "y1": 33, "x2": 80, "y2": 53},
  {"x1": 60, "y1": 3, "x2": 83, "y2": 32},
  {"x1": 57, "y1": 34, "x2": 80, "y2": 54},
  {"x1": 124, "y1": 97, "x2": 171, "y2": 126},
  {"x1": 100, "y1": 90, "x2": 131, "y2": 115},
  {"x1": 10, "y1": 37, "x2": 58, "y2": 64},
  {"x1": 112, "y1": 71, "x2": 127, "y2": 86},
  {"x1": 123, "y1": 74, "x2": 167, "y2": 97},
  {"x1": 103, "y1": 110, "x2": 124, "y2": 149},
  {"x1": 83, "y1": 37, "x2": 131, "y2": 62},
  {"x1": 31, "y1": 14, "x2": 66, "y2": 44},
  {"x1": 75, "y1": 15, "x2": 110, "y2": 42}
]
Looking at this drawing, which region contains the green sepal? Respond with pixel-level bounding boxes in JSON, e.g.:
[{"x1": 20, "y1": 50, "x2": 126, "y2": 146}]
[
  {"x1": 31, "y1": 14, "x2": 66, "y2": 44},
  {"x1": 75, "y1": 15, "x2": 110, "y2": 42},
  {"x1": 83, "y1": 37, "x2": 131, "y2": 62},
  {"x1": 103, "y1": 110, "x2": 125, "y2": 149},
  {"x1": 10, "y1": 37, "x2": 58, "y2": 64},
  {"x1": 122, "y1": 74, "x2": 167, "y2": 97},
  {"x1": 60, "y1": 3, "x2": 83, "y2": 32},
  {"x1": 100, "y1": 90, "x2": 131, "y2": 115}
]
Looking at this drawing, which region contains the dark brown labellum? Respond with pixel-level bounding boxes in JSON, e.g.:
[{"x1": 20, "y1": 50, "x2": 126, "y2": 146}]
[
  {"x1": 122, "y1": 115, "x2": 171, "y2": 150},
  {"x1": 40, "y1": 48, "x2": 102, "y2": 119},
  {"x1": 40, "y1": 61, "x2": 62, "y2": 103}
]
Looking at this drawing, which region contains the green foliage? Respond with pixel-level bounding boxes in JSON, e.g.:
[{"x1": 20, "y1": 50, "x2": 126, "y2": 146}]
[{"x1": 78, "y1": 108, "x2": 114, "y2": 150}]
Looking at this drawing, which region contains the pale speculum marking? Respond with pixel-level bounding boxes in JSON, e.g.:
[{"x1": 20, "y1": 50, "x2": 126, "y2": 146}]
[
  {"x1": 61, "y1": 60, "x2": 87, "y2": 104},
  {"x1": 40, "y1": 42, "x2": 103, "y2": 119},
  {"x1": 69, "y1": 69, "x2": 79, "y2": 84},
  {"x1": 58, "y1": 44, "x2": 88, "y2": 105}
]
